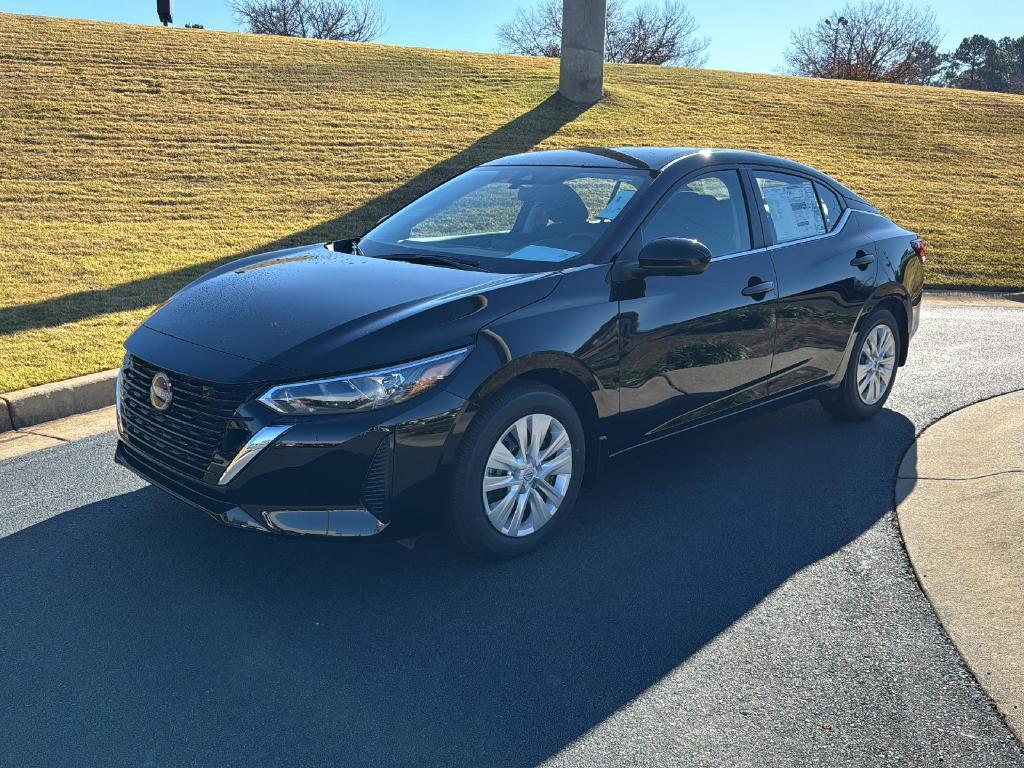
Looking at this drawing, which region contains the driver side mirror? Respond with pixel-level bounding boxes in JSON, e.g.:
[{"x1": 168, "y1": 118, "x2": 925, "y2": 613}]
[{"x1": 634, "y1": 237, "x2": 712, "y2": 277}]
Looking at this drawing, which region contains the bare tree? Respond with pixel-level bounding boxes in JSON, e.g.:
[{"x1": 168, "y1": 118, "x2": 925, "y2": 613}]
[
  {"x1": 497, "y1": 0, "x2": 710, "y2": 67},
  {"x1": 496, "y1": 0, "x2": 565, "y2": 58},
  {"x1": 231, "y1": 0, "x2": 385, "y2": 42},
  {"x1": 784, "y1": 0, "x2": 942, "y2": 84},
  {"x1": 608, "y1": 1, "x2": 709, "y2": 65}
]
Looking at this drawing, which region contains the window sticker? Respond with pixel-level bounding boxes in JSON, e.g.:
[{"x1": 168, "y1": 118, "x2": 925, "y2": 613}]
[
  {"x1": 506, "y1": 245, "x2": 580, "y2": 262},
  {"x1": 761, "y1": 182, "x2": 825, "y2": 242},
  {"x1": 596, "y1": 188, "x2": 635, "y2": 220}
]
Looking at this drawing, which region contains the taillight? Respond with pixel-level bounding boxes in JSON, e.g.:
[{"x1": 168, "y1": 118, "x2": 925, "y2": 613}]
[{"x1": 912, "y1": 238, "x2": 926, "y2": 262}]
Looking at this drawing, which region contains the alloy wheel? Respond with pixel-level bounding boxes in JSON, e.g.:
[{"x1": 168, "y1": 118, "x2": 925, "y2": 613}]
[
  {"x1": 482, "y1": 413, "x2": 573, "y2": 538},
  {"x1": 856, "y1": 324, "x2": 896, "y2": 406}
]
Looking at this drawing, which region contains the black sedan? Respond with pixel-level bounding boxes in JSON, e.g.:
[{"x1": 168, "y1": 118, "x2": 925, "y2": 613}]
[{"x1": 115, "y1": 147, "x2": 924, "y2": 558}]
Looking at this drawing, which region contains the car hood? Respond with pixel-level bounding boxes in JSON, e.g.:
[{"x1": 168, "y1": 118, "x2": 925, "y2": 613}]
[{"x1": 139, "y1": 243, "x2": 560, "y2": 380}]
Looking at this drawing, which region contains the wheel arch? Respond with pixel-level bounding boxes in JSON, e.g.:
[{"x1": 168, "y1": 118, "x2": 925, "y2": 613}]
[
  {"x1": 860, "y1": 285, "x2": 911, "y2": 366},
  {"x1": 444, "y1": 352, "x2": 607, "y2": 487}
]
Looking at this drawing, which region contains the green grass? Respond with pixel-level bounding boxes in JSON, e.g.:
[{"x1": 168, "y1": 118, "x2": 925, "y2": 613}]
[{"x1": 2, "y1": 12, "x2": 1023, "y2": 392}]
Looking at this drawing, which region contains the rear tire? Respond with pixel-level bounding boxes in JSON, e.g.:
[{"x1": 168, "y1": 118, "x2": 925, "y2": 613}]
[
  {"x1": 447, "y1": 382, "x2": 586, "y2": 559},
  {"x1": 821, "y1": 308, "x2": 900, "y2": 421}
]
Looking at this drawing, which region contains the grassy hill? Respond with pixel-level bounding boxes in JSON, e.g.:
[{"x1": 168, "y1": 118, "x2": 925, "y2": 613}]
[{"x1": 1, "y1": 13, "x2": 1023, "y2": 392}]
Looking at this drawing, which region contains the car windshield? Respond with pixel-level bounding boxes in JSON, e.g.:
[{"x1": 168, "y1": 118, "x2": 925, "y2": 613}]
[{"x1": 358, "y1": 165, "x2": 653, "y2": 269}]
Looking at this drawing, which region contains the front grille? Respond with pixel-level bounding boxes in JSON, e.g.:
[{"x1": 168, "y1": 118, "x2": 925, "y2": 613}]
[
  {"x1": 119, "y1": 355, "x2": 256, "y2": 481},
  {"x1": 117, "y1": 440, "x2": 233, "y2": 515}
]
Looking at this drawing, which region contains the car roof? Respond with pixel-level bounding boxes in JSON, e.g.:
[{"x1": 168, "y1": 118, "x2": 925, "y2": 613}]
[
  {"x1": 484, "y1": 147, "x2": 866, "y2": 202},
  {"x1": 483, "y1": 146, "x2": 699, "y2": 170}
]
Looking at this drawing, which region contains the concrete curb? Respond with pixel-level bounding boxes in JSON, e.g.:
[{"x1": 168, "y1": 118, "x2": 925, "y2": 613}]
[
  {"x1": 0, "y1": 398, "x2": 12, "y2": 433},
  {"x1": 0, "y1": 369, "x2": 117, "y2": 432},
  {"x1": 896, "y1": 390, "x2": 1024, "y2": 743},
  {"x1": 924, "y1": 289, "x2": 1024, "y2": 307}
]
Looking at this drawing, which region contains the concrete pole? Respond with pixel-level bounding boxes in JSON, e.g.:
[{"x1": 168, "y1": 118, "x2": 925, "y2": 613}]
[{"x1": 559, "y1": 0, "x2": 607, "y2": 103}]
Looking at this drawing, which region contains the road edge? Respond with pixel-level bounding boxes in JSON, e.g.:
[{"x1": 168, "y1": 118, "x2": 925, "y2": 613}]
[{"x1": 924, "y1": 289, "x2": 1024, "y2": 307}]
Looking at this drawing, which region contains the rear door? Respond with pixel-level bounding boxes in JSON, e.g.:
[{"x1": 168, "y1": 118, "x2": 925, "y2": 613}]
[
  {"x1": 615, "y1": 168, "x2": 778, "y2": 446},
  {"x1": 746, "y1": 168, "x2": 878, "y2": 394}
]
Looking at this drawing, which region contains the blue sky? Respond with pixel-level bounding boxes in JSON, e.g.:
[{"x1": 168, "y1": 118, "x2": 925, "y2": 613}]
[{"x1": 2, "y1": 0, "x2": 1021, "y2": 73}]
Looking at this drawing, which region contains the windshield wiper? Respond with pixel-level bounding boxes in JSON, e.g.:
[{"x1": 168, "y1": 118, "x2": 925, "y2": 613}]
[
  {"x1": 329, "y1": 237, "x2": 363, "y2": 255},
  {"x1": 377, "y1": 253, "x2": 482, "y2": 270}
]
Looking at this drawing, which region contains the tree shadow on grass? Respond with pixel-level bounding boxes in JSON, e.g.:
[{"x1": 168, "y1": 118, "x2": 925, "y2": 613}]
[
  {"x1": 0, "y1": 401, "x2": 915, "y2": 766},
  {"x1": 0, "y1": 94, "x2": 590, "y2": 338}
]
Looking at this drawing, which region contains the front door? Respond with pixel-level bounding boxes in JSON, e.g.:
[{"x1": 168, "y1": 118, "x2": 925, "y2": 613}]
[{"x1": 615, "y1": 169, "x2": 778, "y2": 448}]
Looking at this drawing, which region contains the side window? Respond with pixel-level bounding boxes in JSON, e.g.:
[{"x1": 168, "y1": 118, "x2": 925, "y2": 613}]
[
  {"x1": 753, "y1": 171, "x2": 826, "y2": 244},
  {"x1": 641, "y1": 170, "x2": 751, "y2": 257},
  {"x1": 814, "y1": 182, "x2": 843, "y2": 231}
]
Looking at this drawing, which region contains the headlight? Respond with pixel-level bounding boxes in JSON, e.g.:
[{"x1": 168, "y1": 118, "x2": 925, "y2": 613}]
[{"x1": 257, "y1": 347, "x2": 471, "y2": 415}]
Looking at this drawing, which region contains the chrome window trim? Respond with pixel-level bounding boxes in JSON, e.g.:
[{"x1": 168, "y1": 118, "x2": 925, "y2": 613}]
[
  {"x1": 218, "y1": 425, "x2": 292, "y2": 486},
  {"x1": 710, "y1": 246, "x2": 769, "y2": 263},
  {"x1": 709, "y1": 206, "x2": 857, "y2": 261},
  {"x1": 676, "y1": 205, "x2": 862, "y2": 265}
]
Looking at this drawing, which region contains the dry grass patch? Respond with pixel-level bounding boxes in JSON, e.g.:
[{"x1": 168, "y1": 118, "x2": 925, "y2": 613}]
[{"x1": 1, "y1": 13, "x2": 1023, "y2": 391}]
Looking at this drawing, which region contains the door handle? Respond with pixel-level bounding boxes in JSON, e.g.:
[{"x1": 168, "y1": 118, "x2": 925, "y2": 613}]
[
  {"x1": 741, "y1": 280, "x2": 775, "y2": 299},
  {"x1": 850, "y1": 250, "x2": 876, "y2": 268}
]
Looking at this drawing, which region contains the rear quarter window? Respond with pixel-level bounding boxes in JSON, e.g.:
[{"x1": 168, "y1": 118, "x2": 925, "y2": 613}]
[
  {"x1": 753, "y1": 171, "x2": 827, "y2": 244},
  {"x1": 815, "y1": 183, "x2": 843, "y2": 231}
]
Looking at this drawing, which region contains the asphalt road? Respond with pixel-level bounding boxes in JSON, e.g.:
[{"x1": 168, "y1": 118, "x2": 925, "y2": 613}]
[{"x1": 2, "y1": 304, "x2": 1023, "y2": 768}]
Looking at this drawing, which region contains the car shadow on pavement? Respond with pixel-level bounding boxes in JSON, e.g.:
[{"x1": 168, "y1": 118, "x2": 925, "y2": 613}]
[
  {"x1": 0, "y1": 401, "x2": 914, "y2": 767},
  {"x1": 0, "y1": 94, "x2": 590, "y2": 339}
]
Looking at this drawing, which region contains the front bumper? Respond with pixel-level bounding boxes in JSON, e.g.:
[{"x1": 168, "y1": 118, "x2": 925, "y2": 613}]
[{"x1": 115, "y1": 365, "x2": 469, "y2": 538}]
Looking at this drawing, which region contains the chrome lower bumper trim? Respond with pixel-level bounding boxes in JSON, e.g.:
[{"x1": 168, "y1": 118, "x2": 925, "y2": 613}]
[
  {"x1": 264, "y1": 508, "x2": 388, "y2": 537},
  {"x1": 223, "y1": 506, "x2": 272, "y2": 532},
  {"x1": 218, "y1": 425, "x2": 292, "y2": 486}
]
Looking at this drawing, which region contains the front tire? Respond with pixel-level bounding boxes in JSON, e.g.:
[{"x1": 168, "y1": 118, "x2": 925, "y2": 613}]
[
  {"x1": 821, "y1": 308, "x2": 900, "y2": 421},
  {"x1": 447, "y1": 382, "x2": 586, "y2": 559}
]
